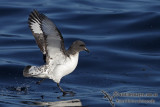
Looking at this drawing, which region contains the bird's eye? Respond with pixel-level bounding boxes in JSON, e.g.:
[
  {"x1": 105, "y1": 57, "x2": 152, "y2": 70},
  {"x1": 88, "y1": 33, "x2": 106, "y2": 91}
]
[{"x1": 80, "y1": 44, "x2": 85, "y2": 47}]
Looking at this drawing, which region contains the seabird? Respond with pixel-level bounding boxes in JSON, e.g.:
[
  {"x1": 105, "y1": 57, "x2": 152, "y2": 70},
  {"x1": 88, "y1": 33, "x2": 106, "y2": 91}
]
[{"x1": 23, "y1": 10, "x2": 89, "y2": 95}]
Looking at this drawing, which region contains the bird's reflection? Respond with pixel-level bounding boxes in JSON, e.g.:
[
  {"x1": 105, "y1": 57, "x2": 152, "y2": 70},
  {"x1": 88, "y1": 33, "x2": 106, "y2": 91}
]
[{"x1": 21, "y1": 99, "x2": 82, "y2": 107}]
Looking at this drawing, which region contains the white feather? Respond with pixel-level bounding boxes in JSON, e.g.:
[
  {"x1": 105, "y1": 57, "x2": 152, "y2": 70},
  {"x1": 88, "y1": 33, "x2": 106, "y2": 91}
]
[
  {"x1": 24, "y1": 53, "x2": 79, "y2": 83},
  {"x1": 27, "y1": 65, "x2": 48, "y2": 78},
  {"x1": 30, "y1": 22, "x2": 43, "y2": 34},
  {"x1": 49, "y1": 53, "x2": 79, "y2": 83}
]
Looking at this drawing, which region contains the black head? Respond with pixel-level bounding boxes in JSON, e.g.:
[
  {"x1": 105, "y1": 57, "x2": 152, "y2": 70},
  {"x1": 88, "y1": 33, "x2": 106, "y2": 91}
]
[{"x1": 68, "y1": 40, "x2": 89, "y2": 55}]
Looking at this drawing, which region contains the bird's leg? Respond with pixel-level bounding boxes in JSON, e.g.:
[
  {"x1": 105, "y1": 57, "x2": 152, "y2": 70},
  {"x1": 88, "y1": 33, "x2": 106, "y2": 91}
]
[
  {"x1": 57, "y1": 83, "x2": 64, "y2": 93},
  {"x1": 57, "y1": 83, "x2": 75, "y2": 96},
  {"x1": 57, "y1": 83, "x2": 68, "y2": 96},
  {"x1": 36, "y1": 79, "x2": 45, "y2": 85}
]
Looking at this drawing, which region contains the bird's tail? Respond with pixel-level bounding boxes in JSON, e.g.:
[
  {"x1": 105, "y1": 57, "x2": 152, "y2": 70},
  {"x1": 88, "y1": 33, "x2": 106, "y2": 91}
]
[{"x1": 23, "y1": 65, "x2": 48, "y2": 78}]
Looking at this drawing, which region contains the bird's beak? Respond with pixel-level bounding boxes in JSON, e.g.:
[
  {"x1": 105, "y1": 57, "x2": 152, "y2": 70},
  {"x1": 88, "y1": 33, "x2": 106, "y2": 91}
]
[{"x1": 84, "y1": 47, "x2": 89, "y2": 53}]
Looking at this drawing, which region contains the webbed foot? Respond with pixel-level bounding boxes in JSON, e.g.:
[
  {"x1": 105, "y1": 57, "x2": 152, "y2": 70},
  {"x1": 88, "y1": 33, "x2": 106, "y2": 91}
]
[{"x1": 62, "y1": 91, "x2": 75, "y2": 96}]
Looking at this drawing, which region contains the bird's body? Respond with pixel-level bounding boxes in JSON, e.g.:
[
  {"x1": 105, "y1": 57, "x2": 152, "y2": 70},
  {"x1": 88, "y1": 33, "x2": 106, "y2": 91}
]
[
  {"x1": 23, "y1": 10, "x2": 89, "y2": 94},
  {"x1": 24, "y1": 53, "x2": 79, "y2": 83},
  {"x1": 49, "y1": 53, "x2": 79, "y2": 83}
]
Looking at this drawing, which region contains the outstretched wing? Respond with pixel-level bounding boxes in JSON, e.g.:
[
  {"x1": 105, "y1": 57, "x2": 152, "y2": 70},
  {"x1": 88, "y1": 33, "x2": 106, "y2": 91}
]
[
  {"x1": 28, "y1": 10, "x2": 46, "y2": 55},
  {"x1": 28, "y1": 10, "x2": 66, "y2": 64}
]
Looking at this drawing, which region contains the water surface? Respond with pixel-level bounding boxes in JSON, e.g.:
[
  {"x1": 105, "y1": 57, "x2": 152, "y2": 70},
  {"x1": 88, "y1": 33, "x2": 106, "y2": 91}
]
[{"x1": 0, "y1": 0, "x2": 160, "y2": 107}]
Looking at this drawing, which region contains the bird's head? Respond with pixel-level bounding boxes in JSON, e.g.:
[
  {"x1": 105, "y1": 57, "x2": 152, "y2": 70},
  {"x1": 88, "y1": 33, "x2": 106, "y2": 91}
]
[{"x1": 70, "y1": 40, "x2": 89, "y2": 54}]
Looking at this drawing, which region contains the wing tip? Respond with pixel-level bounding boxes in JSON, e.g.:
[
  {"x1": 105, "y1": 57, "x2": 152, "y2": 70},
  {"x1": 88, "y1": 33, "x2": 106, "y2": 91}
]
[
  {"x1": 28, "y1": 9, "x2": 46, "y2": 26},
  {"x1": 28, "y1": 9, "x2": 40, "y2": 22},
  {"x1": 28, "y1": 9, "x2": 44, "y2": 33}
]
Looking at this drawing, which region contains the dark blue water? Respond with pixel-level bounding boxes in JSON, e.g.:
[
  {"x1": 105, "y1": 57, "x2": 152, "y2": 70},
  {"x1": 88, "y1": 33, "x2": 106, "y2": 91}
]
[{"x1": 0, "y1": 0, "x2": 160, "y2": 107}]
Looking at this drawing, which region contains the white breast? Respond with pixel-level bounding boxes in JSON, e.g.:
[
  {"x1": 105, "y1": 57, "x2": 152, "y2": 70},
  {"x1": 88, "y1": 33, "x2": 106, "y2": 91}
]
[{"x1": 49, "y1": 53, "x2": 79, "y2": 83}]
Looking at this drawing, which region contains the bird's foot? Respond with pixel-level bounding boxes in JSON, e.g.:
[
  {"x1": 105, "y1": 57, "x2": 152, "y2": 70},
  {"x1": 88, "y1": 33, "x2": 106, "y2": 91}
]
[{"x1": 62, "y1": 91, "x2": 75, "y2": 96}]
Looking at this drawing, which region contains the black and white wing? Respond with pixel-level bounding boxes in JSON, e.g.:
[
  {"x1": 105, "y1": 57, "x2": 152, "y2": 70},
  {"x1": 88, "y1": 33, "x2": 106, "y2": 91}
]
[
  {"x1": 28, "y1": 10, "x2": 66, "y2": 64},
  {"x1": 28, "y1": 10, "x2": 46, "y2": 55}
]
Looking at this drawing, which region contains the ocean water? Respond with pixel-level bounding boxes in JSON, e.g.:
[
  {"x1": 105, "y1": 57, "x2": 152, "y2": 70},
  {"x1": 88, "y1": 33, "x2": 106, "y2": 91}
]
[{"x1": 0, "y1": 0, "x2": 160, "y2": 107}]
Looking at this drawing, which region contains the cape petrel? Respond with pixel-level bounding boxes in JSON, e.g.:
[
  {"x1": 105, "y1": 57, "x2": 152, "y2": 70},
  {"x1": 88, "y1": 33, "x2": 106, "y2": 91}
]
[{"x1": 23, "y1": 10, "x2": 89, "y2": 95}]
